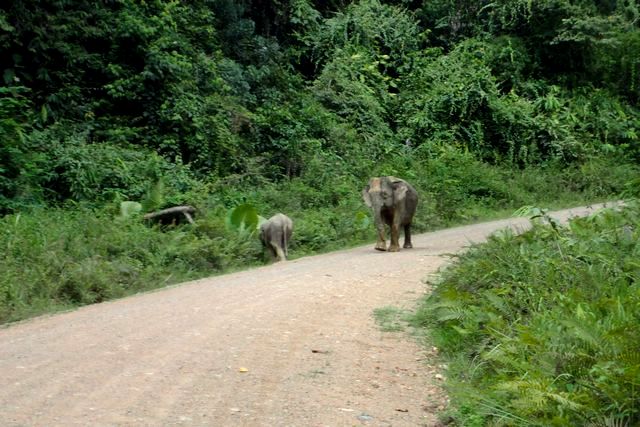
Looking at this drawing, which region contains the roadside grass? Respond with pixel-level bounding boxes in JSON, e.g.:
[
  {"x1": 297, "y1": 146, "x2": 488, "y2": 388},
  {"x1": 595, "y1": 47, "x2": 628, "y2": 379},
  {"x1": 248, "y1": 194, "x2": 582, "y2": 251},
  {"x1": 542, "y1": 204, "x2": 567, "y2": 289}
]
[
  {"x1": 0, "y1": 207, "x2": 263, "y2": 324},
  {"x1": 1, "y1": 156, "x2": 637, "y2": 325},
  {"x1": 373, "y1": 306, "x2": 411, "y2": 332},
  {"x1": 411, "y1": 200, "x2": 640, "y2": 426}
]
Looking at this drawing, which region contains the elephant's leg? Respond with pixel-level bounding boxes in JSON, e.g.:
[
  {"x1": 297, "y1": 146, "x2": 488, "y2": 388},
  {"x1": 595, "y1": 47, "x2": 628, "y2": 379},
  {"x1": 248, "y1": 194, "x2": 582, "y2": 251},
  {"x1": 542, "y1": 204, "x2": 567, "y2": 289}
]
[
  {"x1": 273, "y1": 242, "x2": 286, "y2": 261},
  {"x1": 403, "y1": 224, "x2": 413, "y2": 249},
  {"x1": 282, "y1": 230, "x2": 291, "y2": 259},
  {"x1": 388, "y1": 221, "x2": 401, "y2": 252},
  {"x1": 268, "y1": 232, "x2": 286, "y2": 261},
  {"x1": 267, "y1": 243, "x2": 277, "y2": 260},
  {"x1": 375, "y1": 223, "x2": 387, "y2": 251}
]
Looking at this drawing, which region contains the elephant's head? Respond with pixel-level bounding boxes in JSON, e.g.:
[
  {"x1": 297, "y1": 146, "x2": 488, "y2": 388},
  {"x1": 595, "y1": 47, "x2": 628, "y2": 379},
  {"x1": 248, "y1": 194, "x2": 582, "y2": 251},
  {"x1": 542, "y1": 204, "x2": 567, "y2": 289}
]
[{"x1": 362, "y1": 176, "x2": 407, "y2": 211}]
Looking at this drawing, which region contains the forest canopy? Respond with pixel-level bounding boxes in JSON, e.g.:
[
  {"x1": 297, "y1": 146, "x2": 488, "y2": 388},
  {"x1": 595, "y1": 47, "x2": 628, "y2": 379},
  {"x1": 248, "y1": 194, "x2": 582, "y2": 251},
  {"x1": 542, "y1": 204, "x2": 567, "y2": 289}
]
[{"x1": 1, "y1": 0, "x2": 638, "y2": 213}]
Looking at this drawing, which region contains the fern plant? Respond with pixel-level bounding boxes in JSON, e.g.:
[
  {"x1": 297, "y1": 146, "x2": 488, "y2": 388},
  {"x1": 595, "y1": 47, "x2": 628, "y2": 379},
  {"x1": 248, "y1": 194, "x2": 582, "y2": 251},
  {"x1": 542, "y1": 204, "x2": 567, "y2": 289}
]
[{"x1": 413, "y1": 201, "x2": 640, "y2": 426}]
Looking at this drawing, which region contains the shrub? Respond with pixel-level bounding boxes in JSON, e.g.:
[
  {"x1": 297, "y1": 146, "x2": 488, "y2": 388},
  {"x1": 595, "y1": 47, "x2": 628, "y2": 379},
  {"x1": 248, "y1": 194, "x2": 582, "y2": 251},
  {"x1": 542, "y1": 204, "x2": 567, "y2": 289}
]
[{"x1": 0, "y1": 87, "x2": 46, "y2": 213}]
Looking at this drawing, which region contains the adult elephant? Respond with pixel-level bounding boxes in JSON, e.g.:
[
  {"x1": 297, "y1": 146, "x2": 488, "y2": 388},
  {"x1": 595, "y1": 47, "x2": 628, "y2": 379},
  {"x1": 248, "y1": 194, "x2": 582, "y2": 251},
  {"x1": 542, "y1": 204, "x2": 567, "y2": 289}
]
[
  {"x1": 259, "y1": 213, "x2": 293, "y2": 262},
  {"x1": 362, "y1": 176, "x2": 418, "y2": 252}
]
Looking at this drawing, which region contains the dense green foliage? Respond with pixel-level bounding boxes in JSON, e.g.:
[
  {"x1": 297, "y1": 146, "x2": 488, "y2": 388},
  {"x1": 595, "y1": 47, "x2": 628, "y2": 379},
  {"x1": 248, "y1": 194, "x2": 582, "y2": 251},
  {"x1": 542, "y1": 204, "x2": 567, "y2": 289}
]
[
  {"x1": 1, "y1": 0, "x2": 638, "y2": 214},
  {"x1": 413, "y1": 201, "x2": 640, "y2": 425}
]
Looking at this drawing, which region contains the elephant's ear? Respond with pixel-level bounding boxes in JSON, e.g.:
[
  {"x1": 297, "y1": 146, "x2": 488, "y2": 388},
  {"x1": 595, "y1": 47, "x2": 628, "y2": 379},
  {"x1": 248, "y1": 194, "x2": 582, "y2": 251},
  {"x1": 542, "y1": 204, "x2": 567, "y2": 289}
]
[
  {"x1": 392, "y1": 180, "x2": 408, "y2": 201},
  {"x1": 362, "y1": 185, "x2": 372, "y2": 207}
]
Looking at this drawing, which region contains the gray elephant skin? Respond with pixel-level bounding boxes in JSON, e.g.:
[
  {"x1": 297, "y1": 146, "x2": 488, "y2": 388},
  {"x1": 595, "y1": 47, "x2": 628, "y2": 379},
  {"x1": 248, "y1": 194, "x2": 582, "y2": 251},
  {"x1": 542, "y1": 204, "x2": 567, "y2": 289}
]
[
  {"x1": 362, "y1": 176, "x2": 418, "y2": 252},
  {"x1": 259, "y1": 213, "x2": 293, "y2": 262}
]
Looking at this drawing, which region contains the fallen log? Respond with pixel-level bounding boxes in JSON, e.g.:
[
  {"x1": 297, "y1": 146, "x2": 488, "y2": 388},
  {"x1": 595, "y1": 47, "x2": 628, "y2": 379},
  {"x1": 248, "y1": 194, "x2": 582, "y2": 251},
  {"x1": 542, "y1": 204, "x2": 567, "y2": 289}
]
[{"x1": 143, "y1": 205, "x2": 196, "y2": 225}]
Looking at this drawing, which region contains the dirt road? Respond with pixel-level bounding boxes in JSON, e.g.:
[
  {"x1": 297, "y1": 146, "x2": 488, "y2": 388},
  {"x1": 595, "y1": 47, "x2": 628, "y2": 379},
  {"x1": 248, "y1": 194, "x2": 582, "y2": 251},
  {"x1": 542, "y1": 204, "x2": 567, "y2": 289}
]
[{"x1": 0, "y1": 204, "x2": 612, "y2": 426}]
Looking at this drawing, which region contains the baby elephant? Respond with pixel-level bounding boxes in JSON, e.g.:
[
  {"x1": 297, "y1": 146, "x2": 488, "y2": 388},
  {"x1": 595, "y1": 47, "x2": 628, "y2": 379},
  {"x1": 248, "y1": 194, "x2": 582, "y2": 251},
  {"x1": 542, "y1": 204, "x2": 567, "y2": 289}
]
[{"x1": 259, "y1": 213, "x2": 293, "y2": 262}]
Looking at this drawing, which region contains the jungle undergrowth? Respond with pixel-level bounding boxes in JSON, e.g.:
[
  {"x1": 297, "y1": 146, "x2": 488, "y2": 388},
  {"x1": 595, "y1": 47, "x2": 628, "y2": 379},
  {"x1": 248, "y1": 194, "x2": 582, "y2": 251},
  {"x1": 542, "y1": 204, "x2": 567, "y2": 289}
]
[
  {"x1": 1, "y1": 155, "x2": 636, "y2": 325},
  {"x1": 410, "y1": 198, "x2": 640, "y2": 426}
]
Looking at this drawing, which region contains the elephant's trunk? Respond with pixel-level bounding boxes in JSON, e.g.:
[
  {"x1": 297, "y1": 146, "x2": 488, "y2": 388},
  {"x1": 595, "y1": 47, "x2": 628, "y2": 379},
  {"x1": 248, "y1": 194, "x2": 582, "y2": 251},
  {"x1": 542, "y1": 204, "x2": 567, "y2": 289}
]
[
  {"x1": 372, "y1": 205, "x2": 387, "y2": 251},
  {"x1": 372, "y1": 208, "x2": 383, "y2": 229}
]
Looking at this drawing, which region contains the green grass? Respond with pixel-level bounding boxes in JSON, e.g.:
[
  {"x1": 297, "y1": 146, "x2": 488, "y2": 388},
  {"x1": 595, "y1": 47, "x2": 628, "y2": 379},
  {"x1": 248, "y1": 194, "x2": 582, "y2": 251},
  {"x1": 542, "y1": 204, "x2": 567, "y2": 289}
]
[
  {"x1": 0, "y1": 156, "x2": 637, "y2": 325},
  {"x1": 0, "y1": 207, "x2": 264, "y2": 324},
  {"x1": 411, "y1": 200, "x2": 640, "y2": 426},
  {"x1": 373, "y1": 306, "x2": 410, "y2": 332}
]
